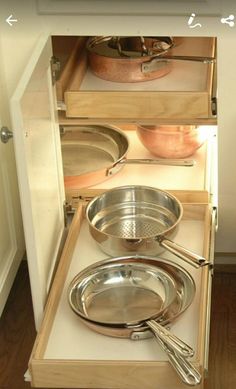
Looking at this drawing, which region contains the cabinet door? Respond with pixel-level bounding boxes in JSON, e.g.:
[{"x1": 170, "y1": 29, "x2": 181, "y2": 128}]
[{"x1": 10, "y1": 34, "x2": 65, "y2": 330}]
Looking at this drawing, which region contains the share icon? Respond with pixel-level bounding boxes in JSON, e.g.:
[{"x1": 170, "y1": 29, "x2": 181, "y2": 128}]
[{"x1": 221, "y1": 14, "x2": 235, "y2": 27}]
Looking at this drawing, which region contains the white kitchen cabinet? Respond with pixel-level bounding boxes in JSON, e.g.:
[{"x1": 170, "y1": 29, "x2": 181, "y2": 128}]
[{"x1": 10, "y1": 33, "x2": 217, "y2": 388}]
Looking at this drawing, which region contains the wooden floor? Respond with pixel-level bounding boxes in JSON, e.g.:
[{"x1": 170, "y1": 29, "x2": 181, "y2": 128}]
[
  {"x1": 0, "y1": 261, "x2": 236, "y2": 389},
  {"x1": 204, "y1": 265, "x2": 236, "y2": 389}
]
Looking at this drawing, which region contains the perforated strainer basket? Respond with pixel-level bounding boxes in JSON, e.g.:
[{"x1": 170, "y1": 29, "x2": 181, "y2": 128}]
[{"x1": 86, "y1": 185, "x2": 209, "y2": 268}]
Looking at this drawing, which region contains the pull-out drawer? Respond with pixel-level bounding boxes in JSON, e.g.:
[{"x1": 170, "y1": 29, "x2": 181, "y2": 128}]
[
  {"x1": 62, "y1": 125, "x2": 217, "y2": 201},
  {"x1": 53, "y1": 36, "x2": 216, "y2": 123},
  {"x1": 29, "y1": 191, "x2": 214, "y2": 389}
]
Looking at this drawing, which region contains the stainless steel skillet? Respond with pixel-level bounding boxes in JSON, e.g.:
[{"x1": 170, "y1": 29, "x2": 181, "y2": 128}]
[{"x1": 68, "y1": 255, "x2": 200, "y2": 386}]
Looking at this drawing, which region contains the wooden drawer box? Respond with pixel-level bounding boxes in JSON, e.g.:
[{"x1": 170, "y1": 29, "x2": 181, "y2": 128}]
[
  {"x1": 53, "y1": 36, "x2": 216, "y2": 123},
  {"x1": 62, "y1": 126, "x2": 216, "y2": 202},
  {"x1": 29, "y1": 191, "x2": 213, "y2": 389}
]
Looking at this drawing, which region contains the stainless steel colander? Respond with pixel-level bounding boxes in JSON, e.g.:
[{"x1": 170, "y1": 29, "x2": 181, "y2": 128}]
[{"x1": 86, "y1": 185, "x2": 209, "y2": 268}]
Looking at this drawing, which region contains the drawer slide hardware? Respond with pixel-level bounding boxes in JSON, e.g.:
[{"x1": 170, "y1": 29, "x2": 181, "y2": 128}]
[
  {"x1": 57, "y1": 101, "x2": 66, "y2": 111},
  {"x1": 211, "y1": 97, "x2": 217, "y2": 116},
  {"x1": 63, "y1": 202, "x2": 75, "y2": 227},
  {"x1": 50, "y1": 56, "x2": 61, "y2": 85}
]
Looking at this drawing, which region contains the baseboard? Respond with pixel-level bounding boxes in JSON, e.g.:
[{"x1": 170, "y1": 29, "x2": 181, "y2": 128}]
[{"x1": 214, "y1": 252, "x2": 236, "y2": 265}]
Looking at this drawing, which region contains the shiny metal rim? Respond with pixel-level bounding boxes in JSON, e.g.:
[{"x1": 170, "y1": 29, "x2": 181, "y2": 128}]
[
  {"x1": 86, "y1": 185, "x2": 183, "y2": 239},
  {"x1": 68, "y1": 255, "x2": 195, "y2": 330}
]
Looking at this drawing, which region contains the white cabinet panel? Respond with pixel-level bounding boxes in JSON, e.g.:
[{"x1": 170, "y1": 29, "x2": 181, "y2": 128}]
[
  {"x1": 10, "y1": 34, "x2": 65, "y2": 329},
  {"x1": 0, "y1": 136, "x2": 24, "y2": 316}
]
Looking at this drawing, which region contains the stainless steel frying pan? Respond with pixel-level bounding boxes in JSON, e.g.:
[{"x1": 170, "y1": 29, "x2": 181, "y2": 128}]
[
  {"x1": 86, "y1": 185, "x2": 209, "y2": 268},
  {"x1": 68, "y1": 255, "x2": 200, "y2": 386},
  {"x1": 68, "y1": 259, "x2": 193, "y2": 356},
  {"x1": 69, "y1": 260, "x2": 177, "y2": 325},
  {"x1": 61, "y1": 125, "x2": 194, "y2": 189}
]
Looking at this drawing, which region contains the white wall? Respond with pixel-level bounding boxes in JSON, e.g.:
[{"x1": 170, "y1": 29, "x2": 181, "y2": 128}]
[{"x1": 0, "y1": 0, "x2": 236, "y2": 253}]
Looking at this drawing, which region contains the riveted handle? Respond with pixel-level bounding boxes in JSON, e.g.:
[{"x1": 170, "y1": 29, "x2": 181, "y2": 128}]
[
  {"x1": 1, "y1": 127, "x2": 13, "y2": 144},
  {"x1": 157, "y1": 237, "x2": 210, "y2": 268},
  {"x1": 154, "y1": 335, "x2": 202, "y2": 386},
  {"x1": 146, "y1": 320, "x2": 194, "y2": 358}
]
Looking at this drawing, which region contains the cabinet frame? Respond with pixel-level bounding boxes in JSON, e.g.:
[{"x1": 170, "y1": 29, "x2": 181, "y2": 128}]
[{"x1": 10, "y1": 32, "x2": 216, "y2": 388}]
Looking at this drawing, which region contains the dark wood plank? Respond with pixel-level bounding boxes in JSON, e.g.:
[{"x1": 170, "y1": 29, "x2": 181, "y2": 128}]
[
  {"x1": 1, "y1": 261, "x2": 236, "y2": 389},
  {"x1": 0, "y1": 261, "x2": 36, "y2": 389},
  {"x1": 204, "y1": 310, "x2": 230, "y2": 389},
  {"x1": 204, "y1": 268, "x2": 236, "y2": 389}
]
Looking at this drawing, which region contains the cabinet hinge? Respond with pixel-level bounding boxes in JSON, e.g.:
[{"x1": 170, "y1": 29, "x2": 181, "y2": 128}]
[
  {"x1": 211, "y1": 97, "x2": 217, "y2": 116},
  {"x1": 67, "y1": 197, "x2": 91, "y2": 212},
  {"x1": 59, "y1": 125, "x2": 66, "y2": 136},
  {"x1": 50, "y1": 56, "x2": 60, "y2": 85},
  {"x1": 63, "y1": 201, "x2": 75, "y2": 227},
  {"x1": 72, "y1": 195, "x2": 93, "y2": 204}
]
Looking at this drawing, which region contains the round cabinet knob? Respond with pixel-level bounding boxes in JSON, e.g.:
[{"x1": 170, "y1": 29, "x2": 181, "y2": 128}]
[{"x1": 1, "y1": 127, "x2": 13, "y2": 143}]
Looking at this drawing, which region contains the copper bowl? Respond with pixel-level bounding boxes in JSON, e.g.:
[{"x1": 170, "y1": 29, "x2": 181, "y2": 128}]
[{"x1": 136, "y1": 125, "x2": 206, "y2": 158}]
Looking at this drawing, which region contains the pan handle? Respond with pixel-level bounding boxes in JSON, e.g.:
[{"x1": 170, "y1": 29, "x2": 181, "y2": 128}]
[
  {"x1": 142, "y1": 55, "x2": 215, "y2": 74},
  {"x1": 107, "y1": 158, "x2": 195, "y2": 176},
  {"x1": 159, "y1": 55, "x2": 215, "y2": 63},
  {"x1": 157, "y1": 237, "x2": 210, "y2": 269},
  {"x1": 146, "y1": 320, "x2": 194, "y2": 358},
  {"x1": 158, "y1": 338, "x2": 202, "y2": 386},
  {"x1": 120, "y1": 158, "x2": 195, "y2": 167}
]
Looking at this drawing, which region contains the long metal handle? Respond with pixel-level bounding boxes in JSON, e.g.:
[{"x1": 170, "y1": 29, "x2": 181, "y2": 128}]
[
  {"x1": 154, "y1": 336, "x2": 202, "y2": 386},
  {"x1": 121, "y1": 158, "x2": 195, "y2": 167},
  {"x1": 142, "y1": 55, "x2": 215, "y2": 74},
  {"x1": 159, "y1": 55, "x2": 215, "y2": 64},
  {"x1": 157, "y1": 237, "x2": 210, "y2": 269},
  {"x1": 165, "y1": 346, "x2": 202, "y2": 386},
  {"x1": 107, "y1": 158, "x2": 195, "y2": 177},
  {"x1": 147, "y1": 320, "x2": 194, "y2": 358}
]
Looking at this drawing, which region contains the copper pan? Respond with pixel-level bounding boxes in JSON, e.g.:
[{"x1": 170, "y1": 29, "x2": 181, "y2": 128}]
[
  {"x1": 87, "y1": 36, "x2": 173, "y2": 82},
  {"x1": 86, "y1": 36, "x2": 215, "y2": 83},
  {"x1": 61, "y1": 125, "x2": 195, "y2": 190}
]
